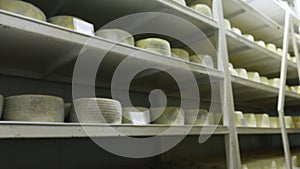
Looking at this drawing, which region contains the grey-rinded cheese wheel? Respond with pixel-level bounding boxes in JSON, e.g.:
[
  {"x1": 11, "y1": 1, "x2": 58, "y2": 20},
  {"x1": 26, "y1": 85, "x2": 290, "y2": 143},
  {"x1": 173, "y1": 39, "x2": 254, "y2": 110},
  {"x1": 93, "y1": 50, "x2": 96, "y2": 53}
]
[
  {"x1": 190, "y1": 4, "x2": 212, "y2": 18},
  {"x1": 95, "y1": 29, "x2": 135, "y2": 46},
  {"x1": 0, "y1": 0, "x2": 46, "y2": 21},
  {"x1": 150, "y1": 107, "x2": 184, "y2": 125},
  {"x1": 255, "y1": 113, "x2": 270, "y2": 128},
  {"x1": 243, "y1": 113, "x2": 256, "y2": 127},
  {"x1": 48, "y1": 15, "x2": 88, "y2": 30},
  {"x1": 184, "y1": 109, "x2": 207, "y2": 125},
  {"x1": 70, "y1": 98, "x2": 122, "y2": 124},
  {"x1": 3, "y1": 95, "x2": 64, "y2": 122},
  {"x1": 229, "y1": 68, "x2": 238, "y2": 76},
  {"x1": 171, "y1": 48, "x2": 189, "y2": 61},
  {"x1": 189, "y1": 55, "x2": 214, "y2": 67},
  {"x1": 247, "y1": 72, "x2": 260, "y2": 82},
  {"x1": 224, "y1": 19, "x2": 231, "y2": 30},
  {"x1": 0, "y1": 95, "x2": 3, "y2": 119},
  {"x1": 122, "y1": 107, "x2": 150, "y2": 124},
  {"x1": 136, "y1": 38, "x2": 171, "y2": 56},
  {"x1": 235, "y1": 68, "x2": 248, "y2": 79}
]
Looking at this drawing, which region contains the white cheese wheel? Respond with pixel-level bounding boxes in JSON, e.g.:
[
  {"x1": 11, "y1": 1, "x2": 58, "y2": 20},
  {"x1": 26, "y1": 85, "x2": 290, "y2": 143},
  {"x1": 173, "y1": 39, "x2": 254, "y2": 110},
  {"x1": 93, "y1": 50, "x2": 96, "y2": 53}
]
[
  {"x1": 205, "y1": 112, "x2": 215, "y2": 125},
  {"x1": 231, "y1": 27, "x2": 242, "y2": 36},
  {"x1": 266, "y1": 44, "x2": 277, "y2": 53},
  {"x1": 95, "y1": 29, "x2": 135, "y2": 46},
  {"x1": 291, "y1": 56, "x2": 296, "y2": 63},
  {"x1": 270, "y1": 117, "x2": 279, "y2": 128},
  {"x1": 136, "y1": 38, "x2": 171, "y2": 56},
  {"x1": 0, "y1": 0, "x2": 46, "y2": 21},
  {"x1": 0, "y1": 95, "x2": 3, "y2": 119},
  {"x1": 229, "y1": 68, "x2": 239, "y2": 76},
  {"x1": 268, "y1": 78, "x2": 280, "y2": 88},
  {"x1": 122, "y1": 107, "x2": 150, "y2": 124},
  {"x1": 224, "y1": 19, "x2": 231, "y2": 30},
  {"x1": 235, "y1": 68, "x2": 248, "y2": 79},
  {"x1": 150, "y1": 107, "x2": 184, "y2": 125},
  {"x1": 172, "y1": 0, "x2": 186, "y2": 6},
  {"x1": 243, "y1": 34, "x2": 255, "y2": 42},
  {"x1": 255, "y1": 113, "x2": 270, "y2": 128},
  {"x1": 255, "y1": 40, "x2": 266, "y2": 48},
  {"x1": 189, "y1": 55, "x2": 214, "y2": 68},
  {"x1": 185, "y1": 109, "x2": 207, "y2": 125},
  {"x1": 171, "y1": 48, "x2": 189, "y2": 61},
  {"x1": 285, "y1": 116, "x2": 293, "y2": 128},
  {"x1": 243, "y1": 113, "x2": 257, "y2": 127},
  {"x1": 260, "y1": 76, "x2": 269, "y2": 85},
  {"x1": 292, "y1": 116, "x2": 300, "y2": 128},
  {"x1": 234, "y1": 111, "x2": 245, "y2": 127},
  {"x1": 247, "y1": 72, "x2": 260, "y2": 82},
  {"x1": 229, "y1": 63, "x2": 234, "y2": 69},
  {"x1": 277, "y1": 48, "x2": 283, "y2": 56},
  {"x1": 190, "y1": 4, "x2": 212, "y2": 18}
]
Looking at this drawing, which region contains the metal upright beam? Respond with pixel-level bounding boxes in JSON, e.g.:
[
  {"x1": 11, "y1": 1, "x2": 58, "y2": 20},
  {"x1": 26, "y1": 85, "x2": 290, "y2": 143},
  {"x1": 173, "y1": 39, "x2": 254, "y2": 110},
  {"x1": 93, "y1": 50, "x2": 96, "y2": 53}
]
[
  {"x1": 291, "y1": 19, "x2": 300, "y2": 83},
  {"x1": 277, "y1": 10, "x2": 292, "y2": 169},
  {"x1": 214, "y1": 0, "x2": 242, "y2": 168}
]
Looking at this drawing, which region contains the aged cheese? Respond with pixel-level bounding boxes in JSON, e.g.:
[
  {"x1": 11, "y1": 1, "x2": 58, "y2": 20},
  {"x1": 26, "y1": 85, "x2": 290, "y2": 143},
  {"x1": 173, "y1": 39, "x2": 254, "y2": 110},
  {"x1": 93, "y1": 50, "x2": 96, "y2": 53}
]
[
  {"x1": 172, "y1": 0, "x2": 186, "y2": 6},
  {"x1": 243, "y1": 34, "x2": 255, "y2": 42},
  {"x1": 189, "y1": 55, "x2": 214, "y2": 68},
  {"x1": 0, "y1": 0, "x2": 46, "y2": 21},
  {"x1": 266, "y1": 44, "x2": 277, "y2": 53},
  {"x1": 95, "y1": 29, "x2": 134, "y2": 46},
  {"x1": 185, "y1": 109, "x2": 207, "y2": 125},
  {"x1": 231, "y1": 27, "x2": 242, "y2": 36},
  {"x1": 0, "y1": 95, "x2": 3, "y2": 119},
  {"x1": 136, "y1": 38, "x2": 171, "y2": 56},
  {"x1": 70, "y1": 98, "x2": 122, "y2": 124},
  {"x1": 268, "y1": 78, "x2": 280, "y2": 88},
  {"x1": 150, "y1": 107, "x2": 184, "y2": 125},
  {"x1": 224, "y1": 19, "x2": 231, "y2": 30},
  {"x1": 235, "y1": 68, "x2": 248, "y2": 79},
  {"x1": 234, "y1": 111, "x2": 245, "y2": 127},
  {"x1": 255, "y1": 113, "x2": 270, "y2": 128},
  {"x1": 260, "y1": 76, "x2": 269, "y2": 85},
  {"x1": 190, "y1": 4, "x2": 212, "y2": 18},
  {"x1": 4, "y1": 95, "x2": 64, "y2": 122},
  {"x1": 171, "y1": 48, "x2": 190, "y2": 61},
  {"x1": 285, "y1": 116, "x2": 293, "y2": 128},
  {"x1": 122, "y1": 107, "x2": 150, "y2": 125},
  {"x1": 269, "y1": 117, "x2": 279, "y2": 128},
  {"x1": 247, "y1": 72, "x2": 260, "y2": 82},
  {"x1": 255, "y1": 40, "x2": 266, "y2": 48},
  {"x1": 243, "y1": 113, "x2": 257, "y2": 127}
]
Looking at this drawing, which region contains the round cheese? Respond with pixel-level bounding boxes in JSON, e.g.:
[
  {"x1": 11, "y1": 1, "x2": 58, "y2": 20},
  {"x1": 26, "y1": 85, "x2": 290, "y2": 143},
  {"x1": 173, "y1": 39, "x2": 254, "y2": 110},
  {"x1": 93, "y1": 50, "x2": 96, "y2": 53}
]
[
  {"x1": 243, "y1": 34, "x2": 255, "y2": 42},
  {"x1": 234, "y1": 111, "x2": 245, "y2": 127},
  {"x1": 255, "y1": 40, "x2": 266, "y2": 48},
  {"x1": 229, "y1": 68, "x2": 238, "y2": 76},
  {"x1": 235, "y1": 68, "x2": 248, "y2": 79},
  {"x1": 224, "y1": 19, "x2": 231, "y2": 30},
  {"x1": 243, "y1": 113, "x2": 257, "y2": 127},
  {"x1": 0, "y1": 95, "x2": 3, "y2": 119},
  {"x1": 190, "y1": 4, "x2": 212, "y2": 18},
  {"x1": 49, "y1": 15, "x2": 87, "y2": 30},
  {"x1": 229, "y1": 63, "x2": 234, "y2": 69},
  {"x1": 255, "y1": 113, "x2": 270, "y2": 128},
  {"x1": 287, "y1": 53, "x2": 291, "y2": 60},
  {"x1": 185, "y1": 109, "x2": 207, "y2": 125},
  {"x1": 260, "y1": 76, "x2": 269, "y2": 85},
  {"x1": 171, "y1": 48, "x2": 189, "y2": 61},
  {"x1": 136, "y1": 38, "x2": 171, "y2": 56},
  {"x1": 0, "y1": 0, "x2": 46, "y2": 21},
  {"x1": 150, "y1": 107, "x2": 184, "y2": 125},
  {"x1": 247, "y1": 72, "x2": 260, "y2": 82},
  {"x1": 285, "y1": 116, "x2": 293, "y2": 128},
  {"x1": 266, "y1": 44, "x2": 277, "y2": 53},
  {"x1": 4, "y1": 95, "x2": 64, "y2": 122},
  {"x1": 292, "y1": 156, "x2": 298, "y2": 169},
  {"x1": 205, "y1": 112, "x2": 215, "y2": 125},
  {"x1": 269, "y1": 117, "x2": 279, "y2": 128},
  {"x1": 231, "y1": 27, "x2": 242, "y2": 36},
  {"x1": 291, "y1": 56, "x2": 296, "y2": 63},
  {"x1": 189, "y1": 55, "x2": 214, "y2": 68},
  {"x1": 268, "y1": 78, "x2": 280, "y2": 88},
  {"x1": 292, "y1": 116, "x2": 300, "y2": 128},
  {"x1": 95, "y1": 29, "x2": 135, "y2": 46},
  {"x1": 122, "y1": 107, "x2": 150, "y2": 124}
]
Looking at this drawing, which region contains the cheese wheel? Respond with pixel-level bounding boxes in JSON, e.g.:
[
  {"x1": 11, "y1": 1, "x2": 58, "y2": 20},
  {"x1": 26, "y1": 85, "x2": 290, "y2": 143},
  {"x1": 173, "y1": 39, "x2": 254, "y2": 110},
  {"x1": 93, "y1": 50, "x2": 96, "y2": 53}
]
[
  {"x1": 229, "y1": 63, "x2": 234, "y2": 69},
  {"x1": 260, "y1": 76, "x2": 269, "y2": 85},
  {"x1": 224, "y1": 19, "x2": 231, "y2": 30},
  {"x1": 4, "y1": 95, "x2": 64, "y2": 122},
  {"x1": 172, "y1": 0, "x2": 186, "y2": 6},
  {"x1": 255, "y1": 114, "x2": 270, "y2": 128},
  {"x1": 0, "y1": 0, "x2": 46, "y2": 21},
  {"x1": 292, "y1": 156, "x2": 298, "y2": 169},
  {"x1": 255, "y1": 40, "x2": 266, "y2": 48},
  {"x1": 268, "y1": 78, "x2": 280, "y2": 88},
  {"x1": 243, "y1": 34, "x2": 255, "y2": 42},
  {"x1": 235, "y1": 68, "x2": 248, "y2": 79},
  {"x1": 291, "y1": 56, "x2": 296, "y2": 63},
  {"x1": 234, "y1": 111, "x2": 245, "y2": 127},
  {"x1": 171, "y1": 48, "x2": 189, "y2": 61},
  {"x1": 136, "y1": 38, "x2": 171, "y2": 56},
  {"x1": 122, "y1": 107, "x2": 150, "y2": 124},
  {"x1": 287, "y1": 53, "x2": 291, "y2": 60},
  {"x1": 247, "y1": 72, "x2": 260, "y2": 82},
  {"x1": 292, "y1": 116, "x2": 300, "y2": 128},
  {"x1": 150, "y1": 107, "x2": 184, "y2": 125},
  {"x1": 189, "y1": 55, "x2": 214, "y2": 68},
  {"x1": 48, "y1": 15, "x2": 91, "y2": 31},
  {"x1": 95, "y1": 29, "x2": 135, "y2": 46},
  {"x1": 229, "y1": 68, "x2": 238, "y2": 76},
  {"x1": 190, "y1": 4, "x2": 212, "y2": 18},
  {"x1": 266, "y1": 44, "x2": 277, "y2": 53},
  {"x1": 231, "y1": 27, "x2": 242, "y2": 36},
  {"x1": 244, "y1": 113, "x2": 257, "y2": 127},
  {"x1": 185, "y1": 109, "x2": 207, "y2": 125},
  {"x1": 285, "y1": 116, "x2": 293, "y2": 128},
  {"x1": 205, "y1": 112, "x2": 215, "y2": 125},
  {"x1": 277, "y1": 48, "x2": 283, "y2": 56},
  {"x1": 270, "y1": 117, "x2": 279, "y2": 128},
  {"x1": 0, "y1": 95, "x2": 3, "y2": 119}
]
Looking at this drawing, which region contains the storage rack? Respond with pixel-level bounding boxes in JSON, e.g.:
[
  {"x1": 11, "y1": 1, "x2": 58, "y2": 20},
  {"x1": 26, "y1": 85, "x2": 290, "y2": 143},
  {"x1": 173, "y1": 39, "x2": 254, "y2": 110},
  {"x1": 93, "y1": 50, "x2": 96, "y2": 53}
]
[{"x1": 0, "y1": 0, "x2": 300, "y2": 169}]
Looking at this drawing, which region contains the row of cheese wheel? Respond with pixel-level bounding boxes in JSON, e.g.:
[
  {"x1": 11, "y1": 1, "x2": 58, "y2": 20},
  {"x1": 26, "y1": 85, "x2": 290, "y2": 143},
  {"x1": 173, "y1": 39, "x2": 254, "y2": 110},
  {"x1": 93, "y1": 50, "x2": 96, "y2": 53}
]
[
  {"x1": 0, "y1": 94, "x2": 223, "y2": 125},
  {"x1": 229, "y1": 63, "x2": 300, "y2": 92},
  {"x1": 234, "y1": 111, "x2": 299, "y2": 128},
  {"x1": 224, "y1": 18, "x2": 296, "y2": 61}
]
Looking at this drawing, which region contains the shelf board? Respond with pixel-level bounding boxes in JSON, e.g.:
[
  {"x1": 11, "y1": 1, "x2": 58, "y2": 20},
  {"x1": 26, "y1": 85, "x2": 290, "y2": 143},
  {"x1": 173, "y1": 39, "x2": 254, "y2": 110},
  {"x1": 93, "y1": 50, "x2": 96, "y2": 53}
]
[
  {"x1": 0, "y1": 122, "x2": 228, "y2": 139},
  {"x1": 237, "y1": 127, "x2": 300, "y2": 135}
]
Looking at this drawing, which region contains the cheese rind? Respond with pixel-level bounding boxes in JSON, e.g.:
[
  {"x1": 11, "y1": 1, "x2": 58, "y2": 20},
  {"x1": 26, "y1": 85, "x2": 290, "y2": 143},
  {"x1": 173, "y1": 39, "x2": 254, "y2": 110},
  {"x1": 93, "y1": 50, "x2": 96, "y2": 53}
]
[
  {"x1": 150, "y1": 107, "x2": 184, "y2": 125},
  {"x1": 136, "y1": 38, "x2": 171, "y2": 56},
  {"x1": 255, "y1": 40, "x2": 266, "y2": 48},
  {"x1": 95, "y1": 29, "x2": 135, "y2": 46},
  {"x1": 171, "y1": 48, "x2": 190, "y2": 61},
  {"x1": 235, "y1": 68, "x2": 248, "y2": 79},
  {"x1": 190, "y1": 4, "x2": 212, "y2": 18}
]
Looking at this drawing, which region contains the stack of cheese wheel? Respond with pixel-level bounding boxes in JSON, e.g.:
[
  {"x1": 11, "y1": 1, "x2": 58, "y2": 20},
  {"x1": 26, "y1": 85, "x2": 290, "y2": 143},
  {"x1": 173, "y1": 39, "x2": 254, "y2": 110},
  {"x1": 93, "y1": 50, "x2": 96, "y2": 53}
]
[
  {"x1": 284, "y1": 116, "x2": 293, "y2": 128},
  {"x1": 256, "y1": 40, "x2": 266, "y2": 48},
  {"x1": 185, "y1": 109, "x2": 207, "y2": 125},
  {"x1": 70, "y1": 98, "x2": 122, "y2": 124},
  {"x1": 243, "y1": 34, "x2": 255, "y2": 42},
  {"x1": 260, "y1": 76, "x2": 269, "y2": 85},
  {"x1": 48, "y1": 15, "x2": 94, "y2": 33},
  {"x1": 244, "y1": 113, "x2": 257, "y2": 127},
  {"x1": 255, "y1": 114, "x2": 270, "y2": 128},
  {"x1": 247, "y1": 72, "x2": 260, "y2": 83},
  {"x1": 266, "y1": 43, "x2": 277, "y2": 53},
  {"x1": 189, "y1": 55, "x2": 214, "y2": 68},
  {"x1": 231, "y1": 27, "x2": 242, "y2": 36},
  {"x1": 171, "y1": 48, "x2": 190, "y2": 61},
  {"x1": 122, "y1": 107, "x2": 150, "y2": 125},
  {"x1": 268, "y1": 78, "x2": 280, "y2": 88},
  {"x1": 234, "y1": 111, "x2": 245, "y2": 127},
  {"x1": 224, "y1": 19, "x2": 231, "y2": 30},
  {"x1": 0, "y1": 0, "x2": 46, "y2": 21},
  {"x1": 136, "y1": 38, "x2": 171, "y2": 56},
  {"x1": 269, "y1": 117, "x2": 279, "y2": 128},
  {"x1": 150, "y1": 107, "x2": 184, "y2": 125},
  {"x1": 189, "y1": 4, "x2": 212, "y2": 18},
  {"x1": 172, "y1": 0, "x2": 186, "y2": 6},
  {"x1": 0, "y1": 95, "x2": 3, "y2": 119},
  {"x1": 95, "y1": 29, "x2": 135, "y2": 46},
  {"x1": 3, "y1": 95, "x2": 64, "y2": 122},
  {"x1": 235, "y1": 68, "x2": 248, "y2": 79}
]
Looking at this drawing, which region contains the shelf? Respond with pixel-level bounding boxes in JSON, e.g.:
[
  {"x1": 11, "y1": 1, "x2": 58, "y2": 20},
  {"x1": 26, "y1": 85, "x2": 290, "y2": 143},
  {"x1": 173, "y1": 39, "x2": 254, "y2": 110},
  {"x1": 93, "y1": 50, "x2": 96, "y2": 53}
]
[
  {"x1": 0, "y1": 122, "x2": 228, "y2": 139},
  {"x1": 237, "y1": 127, "x2": 300, "y2": 135}
]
